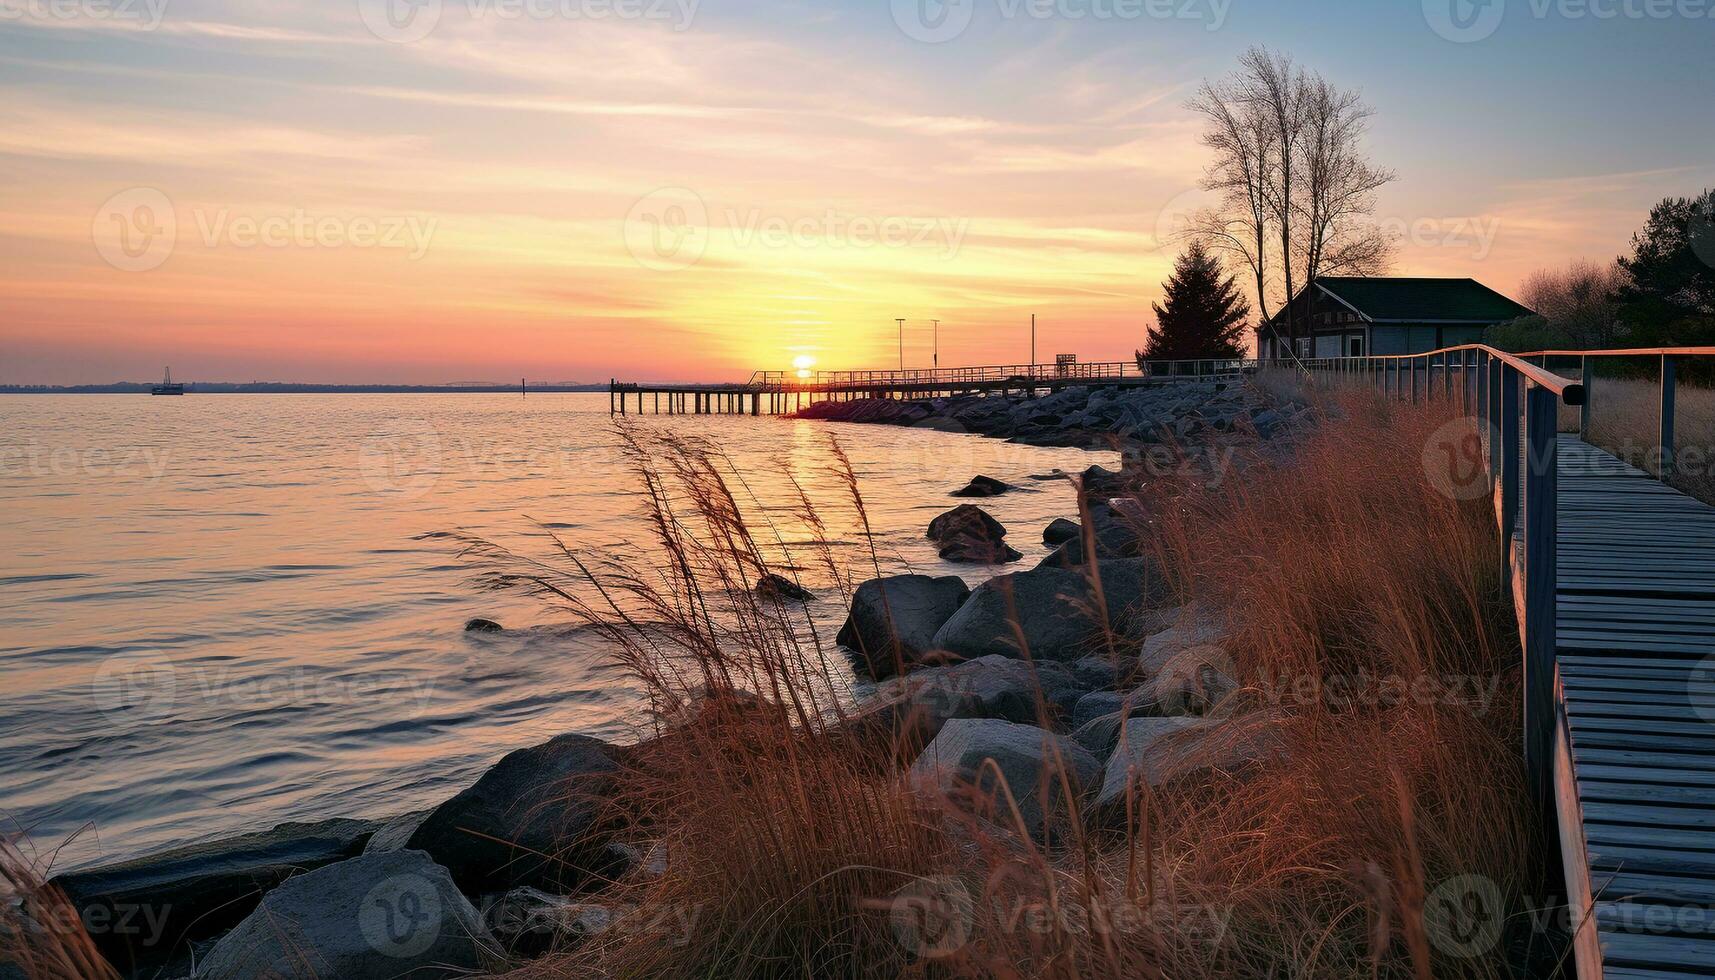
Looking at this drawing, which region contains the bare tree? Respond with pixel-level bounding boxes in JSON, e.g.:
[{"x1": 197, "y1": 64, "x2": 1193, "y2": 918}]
[
  {"x1": 1235, "y1": 47, "x2": 1308, "y2": 353},
  {"x1": 1520, "y1": 259, "x2": 1631, "y2": 347},
  {"x1": 1187, "y1": 79, "x2": 1275, "y2": 330},
  {"x1": 1184, "y1": 48, "x2": 1394, "y2": 359},
  {"x1": 1296, "y1": 75, "x2": 1396, "y2": 302}
]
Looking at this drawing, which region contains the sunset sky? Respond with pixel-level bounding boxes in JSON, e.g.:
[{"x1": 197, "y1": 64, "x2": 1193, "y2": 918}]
[{"x1": 2, "y1": 0, "x2": 1712, "y2": 384}]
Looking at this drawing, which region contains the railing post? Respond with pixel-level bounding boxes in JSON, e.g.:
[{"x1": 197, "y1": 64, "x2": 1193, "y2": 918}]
[
  {"x1": 1660, "y1": 354, "x2": 1677, "y2": 481},
  {"x1": 1522, "y1": 383, "x2": 1559, "y2": 809},
  {"x1": 1427, "y1": 353, "x2": 1437, "y2": 402},
  {"x1": 1488, "y1": 356, "x2": 1503, "y2": 489},
  {"x1": 1501, "y1": 366, "x2": 1521, "y2": 547},
  {"x1": 1445, "y1": 351, "x2": 1454, "y2": 401},
  {"x1": 1579, "y1": 355, "x2": 1594, "y2": 441}
]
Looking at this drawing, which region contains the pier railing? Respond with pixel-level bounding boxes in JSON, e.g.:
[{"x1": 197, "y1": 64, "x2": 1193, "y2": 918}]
[{"x1": 743, "y1": 357, "x2": 1255, "y2": 391}]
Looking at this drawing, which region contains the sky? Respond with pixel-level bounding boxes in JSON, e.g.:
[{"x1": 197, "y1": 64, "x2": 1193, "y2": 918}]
[{"x1": 1, "y1": 0, "x2": 1712, "y2": 384}]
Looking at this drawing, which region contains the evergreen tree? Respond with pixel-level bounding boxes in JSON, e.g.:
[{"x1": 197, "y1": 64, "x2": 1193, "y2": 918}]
[
  {"x1": 1139, "y1": 242, "x2": 1252, "y2": 362},
  {"x1": 1616, "y1": 189, "x2": 1715, "y2": 319}
]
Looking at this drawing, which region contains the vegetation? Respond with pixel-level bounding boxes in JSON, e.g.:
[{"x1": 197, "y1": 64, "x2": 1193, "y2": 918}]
[
  {"x1": 1186, "y1": 47, "x2": 1395, "y2": 353},
  {"x1": 1138, "y1": 242, "x2": 1251, "y2": 362},
  {"x1": 495, "y1": 389, "x2": 1549, "y2": 979},
  {"x1": 1487, "y1": 189, "x2": 1715, "y2": 355}
]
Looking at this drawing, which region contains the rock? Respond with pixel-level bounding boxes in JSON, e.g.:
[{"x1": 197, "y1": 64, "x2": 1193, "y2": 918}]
[
  {"x1": 928, "y1": 504, "x2": 1007, "y2": 544},
  {"x1": 1092, "y1": 717, "x2": 1211, "y2": 812},
  {"x1": 928, "y1": 504, "x2": 1021, "y2": 564},
  {"x1": 931, "y1": 559, "x2": 1167, "y2": 662},
  {"x1": 464, "y1": 618, "x2": 504, "y2": 632},
  {"x1": 1034, "y1": 501, "x2": 1143, "y2": 568},
  {"x1": 1138, "y1": 607, "x2": 1226, "y2": 676},
  {"x1": 1068, "y1": 689, "x2": 1163, "y2": 756},
  {"x1": 195, "y1": 850, "x2": 495, "y2": 979},
  {"x1": 406, "y1": 734, "x2": 623, "y2": 896},
  {"x1": 1250, "y1": 408, "x2": 1283, "y2": 440},
  {"x1": 1043, "y1": 518, "x2": 1082, "y2": 547},
  {"x1": 910, "y1": 718, "x2": 1100, "y2": 839},
  {"x1": 365, "y1": 809, "x2": 432, "y2": 854},
  {"x1": 836, "y1": 574, "x2": 971, "y2": 680},
  {"x1": 1094, "y1": 716, "x2": 1285, "y2": 817},
  {"x1": 1067, "y1": 655, "x2": 1118, "y2": 690},
  {"x1": 484, "y1": 886, "x2": 612, "y2": 957},
  {"x1": 756, "y1": 572, "x2": 815, "y2": 602},
  {"x1": 872, "y1": 654, "x2": 1091, "y2": 728},
  {"x1": 950, "y1": 475, "x2": 1017, "y2": 497},
  {"x1": 52, "y1": 817, "x2": 377, "y2": 973}
]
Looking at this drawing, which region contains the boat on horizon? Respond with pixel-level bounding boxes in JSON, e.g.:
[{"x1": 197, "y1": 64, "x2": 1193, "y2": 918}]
[{"x1": 151, "y1": 367, "x2": 186, "y2": 396}]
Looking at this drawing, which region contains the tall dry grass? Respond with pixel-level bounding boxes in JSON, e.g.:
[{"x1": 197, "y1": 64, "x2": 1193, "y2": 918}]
[
  {"x1": 1, "y1": 838, "x2": 120, "y2": 980},
  {"x1": 496, "y1": 392, "x2": 1553, "y2": 980},
  {"x1": 1584, "y1": 374, "x2": 1715, "y2": 504}
]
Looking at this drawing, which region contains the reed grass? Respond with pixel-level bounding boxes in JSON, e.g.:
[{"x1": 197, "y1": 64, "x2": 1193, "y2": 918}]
[{"x1": 498, "y1": 388, "x2": 1553, "y2": 980}]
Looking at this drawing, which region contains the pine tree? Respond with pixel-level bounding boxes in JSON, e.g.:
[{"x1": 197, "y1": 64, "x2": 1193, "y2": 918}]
[{"x1": 1139, "y1": 242, "x2": 1253, "y2": 362}]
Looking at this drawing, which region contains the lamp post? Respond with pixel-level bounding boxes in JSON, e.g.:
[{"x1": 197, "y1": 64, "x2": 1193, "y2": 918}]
[
  {"x1": 1030, "y1": 313, "x2": 1036, "y2": 366},
  {"x1": 896, "y1": 318, "x2": 905, "y2": 371},
  {"x1": 932, "y1": 319, "x2": 939, "y2": 368}
]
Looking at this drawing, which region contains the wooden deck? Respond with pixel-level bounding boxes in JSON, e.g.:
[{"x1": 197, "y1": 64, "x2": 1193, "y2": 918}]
[{"x1": 1537, "y1": 436, "x2": 1715, "y2": 976}]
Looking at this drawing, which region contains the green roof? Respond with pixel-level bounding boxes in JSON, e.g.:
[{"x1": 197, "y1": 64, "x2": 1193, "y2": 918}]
[{"x1": 1313, "y1": 277, "x2": 1535, "y2": 323}]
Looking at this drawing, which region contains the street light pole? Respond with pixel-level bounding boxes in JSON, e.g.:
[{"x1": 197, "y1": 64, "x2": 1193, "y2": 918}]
[
  {"x1": 896, "y1": 318, "x2": 905, "y2": 370},
  {"x1": 932, "y1": 319, "x2": 939, "y2": 368},
  {"x1": 1030, "y1": 313, "x2": 1036, "y2": 366}
]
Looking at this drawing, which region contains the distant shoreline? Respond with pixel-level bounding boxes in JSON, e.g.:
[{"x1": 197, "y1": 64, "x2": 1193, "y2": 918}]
[{"x1": 0, "y1": 383, "x2": 610, "y2": 395}]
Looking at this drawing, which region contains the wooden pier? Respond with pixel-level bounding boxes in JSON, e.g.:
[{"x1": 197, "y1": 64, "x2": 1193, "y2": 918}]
[
  {"x1": 608, "y1": 358, "x2": 1254, "y2": 415},
  {"x1": 1358, "y1": 346, "x2": 1715, "y2": 979}
]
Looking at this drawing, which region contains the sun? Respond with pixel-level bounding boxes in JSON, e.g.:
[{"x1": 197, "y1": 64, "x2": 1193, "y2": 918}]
[{"x1": 792, "y1": 354, "x2": 816, "y2": 379}]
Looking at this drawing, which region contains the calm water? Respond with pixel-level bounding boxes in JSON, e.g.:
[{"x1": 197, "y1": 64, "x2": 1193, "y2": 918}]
[{"x1": 0, "y1": 393, "x2": 1112, "y2": 870}]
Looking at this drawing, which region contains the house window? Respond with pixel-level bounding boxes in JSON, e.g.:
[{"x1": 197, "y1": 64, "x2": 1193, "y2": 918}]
[{"x1": 1348, "y1": 335, "x2": 1364, "y2": 357}]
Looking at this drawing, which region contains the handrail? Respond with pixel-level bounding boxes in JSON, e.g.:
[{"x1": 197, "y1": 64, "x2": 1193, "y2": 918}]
[
  {"x1": 1352, "y1": 344, "x2": 1583, "y2": 404},
  {"x1": 1519, "y1": 346, "x2": 1715, "y2": 358}
]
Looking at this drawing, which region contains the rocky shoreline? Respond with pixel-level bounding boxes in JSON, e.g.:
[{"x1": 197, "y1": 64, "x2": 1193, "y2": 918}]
[{"x1": 33, "y1": 379, "x2": 1307, "y2": 980}]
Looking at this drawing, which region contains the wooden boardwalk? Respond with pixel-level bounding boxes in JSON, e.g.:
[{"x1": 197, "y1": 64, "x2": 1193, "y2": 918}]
[{"x1": 1542, "y1": 436, "x2": 1715, "y2": 976}]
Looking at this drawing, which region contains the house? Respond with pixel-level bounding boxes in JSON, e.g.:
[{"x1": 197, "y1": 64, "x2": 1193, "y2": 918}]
[{"x1": 1255, "y1": 276, "x2": 1534, "y2": 359}]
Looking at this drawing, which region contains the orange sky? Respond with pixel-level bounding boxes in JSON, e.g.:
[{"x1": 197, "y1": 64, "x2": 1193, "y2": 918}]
[{"x1": 2, "y1": 1, "x2": 1711, "y2": 384}]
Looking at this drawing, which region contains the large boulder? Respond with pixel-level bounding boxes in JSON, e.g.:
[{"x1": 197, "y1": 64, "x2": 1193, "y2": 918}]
[
  {"x1": 1138, "y1": 606, "x2": 1226, "y2": 676},
  {"x1": 931, "y1": 559, "x2": 1166, "y2": 662},
  {"x1": 928, "y1": 504, "x2": 1021, "y2": 564},
  {"x1": 51, "y1": 817, "x2": 377, "y2": 974},
  {"x1": 872, "y1": 654, "x2": 1091, "y2": 728},
  {"x1": 836, "y1": 574, "x2": 971, "y2": 679},
  {"x1": 1094, "y1": 717, "x2": 1284, "y2": 815},
  {"x1": 406, "y1": 734, "x2": 622, "y2": 896},
  {"x1": 195, "y1": 849, "x2": 495, "y2": 979},
  {"x1": 910, "y1": 718, "x2": 1101, "y2": 840},
  {"x1": 1092, "y1": 717, "x2": 1210, "y2": 812}
]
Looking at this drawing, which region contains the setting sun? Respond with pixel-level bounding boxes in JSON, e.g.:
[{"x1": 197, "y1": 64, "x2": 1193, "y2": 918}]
[{"x1": 793, "y1": 354, "x2": 816, "y2": 379}]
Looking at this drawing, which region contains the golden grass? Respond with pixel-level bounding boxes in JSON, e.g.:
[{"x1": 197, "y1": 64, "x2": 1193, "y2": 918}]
[
  {"x1": 499, "y1": 388, "x2": 1552, "y2": 980},
  {"x1": 1584, "y1": 375, "x2": 1715, "y2": 504},
  {"x1": 1, "y1": 838, "x2": 120, "y2": 980}
]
